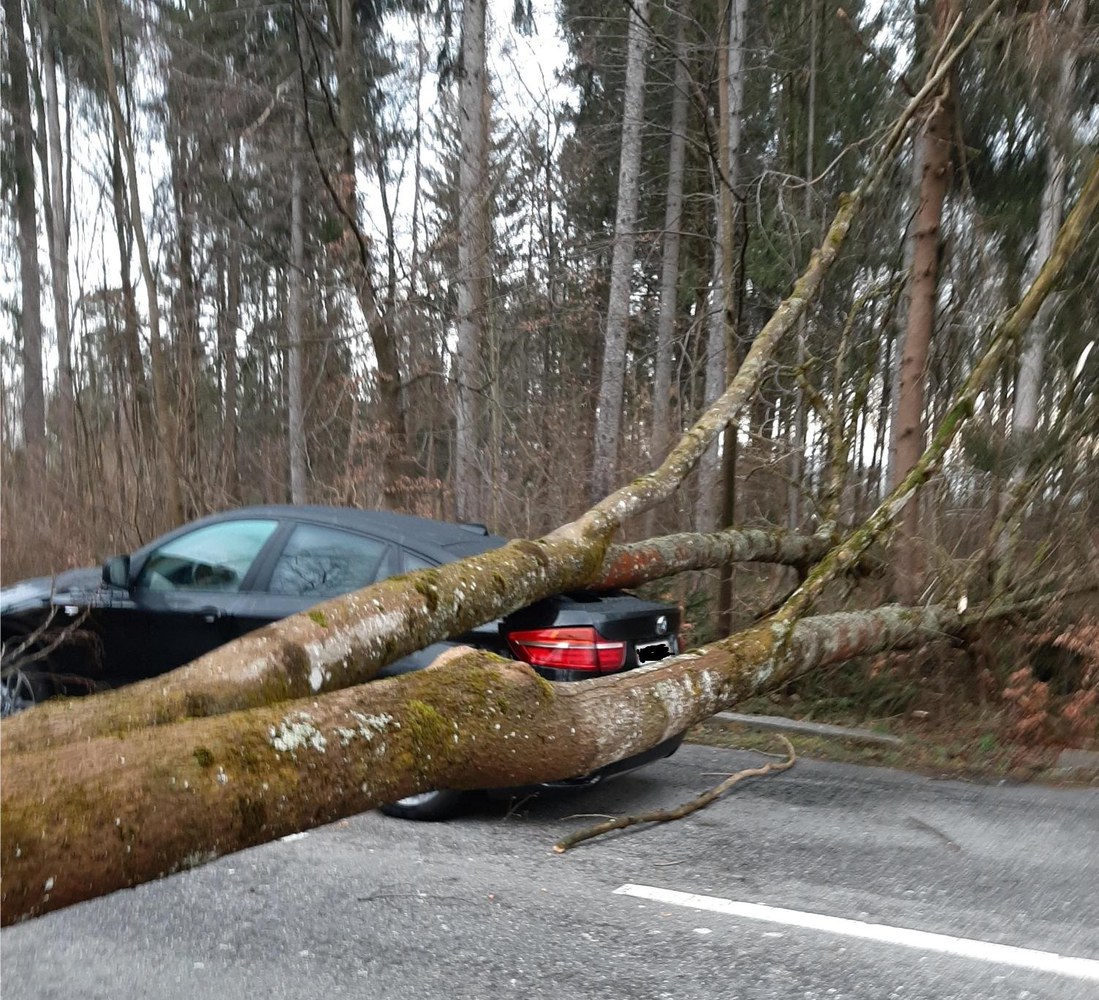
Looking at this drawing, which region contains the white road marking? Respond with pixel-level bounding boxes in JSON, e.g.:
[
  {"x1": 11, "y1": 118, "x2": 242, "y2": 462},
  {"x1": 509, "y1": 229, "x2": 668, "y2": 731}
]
[{"x1": 614, "y1": 884, "x2": 1099, "y2": 983}]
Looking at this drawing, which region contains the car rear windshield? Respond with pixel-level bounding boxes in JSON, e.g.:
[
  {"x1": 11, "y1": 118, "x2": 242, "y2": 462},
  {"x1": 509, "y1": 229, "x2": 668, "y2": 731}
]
[{"x1": 441, "y1": 536, "x2": 507, "y2": 560}]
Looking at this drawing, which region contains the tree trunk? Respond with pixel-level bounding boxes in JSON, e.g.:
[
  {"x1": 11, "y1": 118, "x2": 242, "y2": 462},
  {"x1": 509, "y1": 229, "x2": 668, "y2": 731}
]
[
  {"x1": 0, "y1": 602, "x2": 976, "y2": 925},
  {"x1": 698, "y1": 0, "x2": 747, "y2": 533},
  {"x1": 287, "y1": 105, "x2": 308, "y2": 504},
  {"x1": 4, "y1": 0, "x2": 46, "y2": 461},
  {"x1": 221, "y1": 211, "x2": 242, "y2": 502},
  {"x1": 0, "y1": 525, "x2": 822, "y2": 755},
  {"x1": 39, "y1": 0, "x2": 75, "y2": 455},
  {"x1": 787, "y1": 0, "x2": 820, "y2": 538},
  {"x1": 697, "y1": 248, "x2": 727, "y2": 529},
  {"x1": 887, "y1": 0, "x2": 957, "y2": 603},
  {"x1": 454, "y1": 0, "x2": 490, "y2": 521},
  {"x1": 169, "y1": 131, "x2": 202, "y2": 511},
  {"x1": 308, "y1": 0, "x2": 410, "y2": 511},
  {"x1": 109, "y1": 132, "x2": 151, "y2": 435},
  {"x1": 591, "y1": 0, "x2": 650, "y2": 503},
  {"x1": 649, "y1": 1, "x2": 690, "y2": 481},
  {"x1": 598, "y1": 527, "x2": 831, "y2": 589},
  {"x1": 1009, "y1": 0, "x2": 1081, "y2": 450}
]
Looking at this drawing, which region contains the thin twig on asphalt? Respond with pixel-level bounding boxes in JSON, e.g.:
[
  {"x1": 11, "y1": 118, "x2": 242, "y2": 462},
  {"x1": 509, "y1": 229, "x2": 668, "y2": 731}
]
[{"x1": 552, "y1": 738, "x2": 796, "y2": 853}]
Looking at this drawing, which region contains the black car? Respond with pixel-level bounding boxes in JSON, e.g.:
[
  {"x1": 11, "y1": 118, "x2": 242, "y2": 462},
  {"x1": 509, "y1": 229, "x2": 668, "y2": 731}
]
[{"x1": 0, "y1": 505, "x2": 683, "y2": 818}]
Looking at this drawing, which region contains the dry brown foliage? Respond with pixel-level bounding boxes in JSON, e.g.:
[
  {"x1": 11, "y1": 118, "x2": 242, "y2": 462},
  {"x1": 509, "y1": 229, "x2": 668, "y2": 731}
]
[{"x1": 1002, "y1": 618, "x2": 1099, "y2": 747}]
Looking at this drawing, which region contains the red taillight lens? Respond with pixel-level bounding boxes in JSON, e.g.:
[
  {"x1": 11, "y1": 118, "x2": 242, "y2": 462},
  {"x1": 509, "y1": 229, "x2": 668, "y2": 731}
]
[{"x1": 507, "y1": 626, "x2": 627, "y2": 673}]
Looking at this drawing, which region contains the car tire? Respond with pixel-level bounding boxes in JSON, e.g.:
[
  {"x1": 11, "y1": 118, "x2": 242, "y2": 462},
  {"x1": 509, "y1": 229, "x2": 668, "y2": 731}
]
[
  {"x1": 379, "y1": 789, "x2": 468, "y2": 822},
  {"x1": 0, "y1": 665, "x2": 53, "y2": 718}
]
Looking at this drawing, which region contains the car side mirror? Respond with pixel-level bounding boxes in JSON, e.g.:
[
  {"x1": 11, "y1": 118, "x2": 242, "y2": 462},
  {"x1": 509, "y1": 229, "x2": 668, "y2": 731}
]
[{"x1": 102, "y1": 555, "x2": 131, "y2": 589}]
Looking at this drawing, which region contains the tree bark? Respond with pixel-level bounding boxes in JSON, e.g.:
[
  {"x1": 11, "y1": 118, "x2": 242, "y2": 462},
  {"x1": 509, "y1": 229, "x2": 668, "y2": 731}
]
[
  {"x1": 109, "y1": 132, "x2": 151, "y2": 435},
  {"x1": 0, "y1": 525, "x2": 826, "y2": 756},
  {"x1": 39, "y1": 0, "x2": 75, "y2": 454},
  {"x1": 169, "y1": 127, "x2": 202, "y2": 510},
  {"x1": 697, "y1": 249, "x2": 728, "y2": 530},
  {"x1": 591, "y1": 0, "x2": 651, "y2": 503},
  {"x1": 598, "y1": 528, "x2": 832, "y2": 590},
  {"x1": 287, "y1": 104, "x2": 308, "y2": 504},
  {"x1": 303, "y1": 0, "x2": 411, "y2": 511},
  {"x1": 698, "y1": 0, "x2": 748, "y2": 532},
  {"x1": 650, "y1": 2, "x2": 690, "y2": 482},
  {"x1": 887, "y1": 0, "x2": 957, "y2": 603},
  {"x1": 221, "y1": 207, "x2": 242, "y2": 502},
  {"x1": 787, "y1": 0, "x2": 820, "y2": 538},
  {"x1": 454, "y1": 0, "x2": 490, "y2": 521}
]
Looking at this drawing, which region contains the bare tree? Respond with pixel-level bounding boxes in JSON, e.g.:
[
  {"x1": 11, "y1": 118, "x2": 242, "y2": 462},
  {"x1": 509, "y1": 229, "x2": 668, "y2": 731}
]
[
  {"x1": 650, "y1": 0, "x2": 690, "y2": 480},
  {"x1": 454, "y1": 0, "x2": 490, "y2": 521},
  {"x1": 1010, "y1": 0, "x2": 1083, "y2": 455},
  {"x1": 591, "y1": 0, "x2": 651, "y2": 502},
  {"x1": 37, "y1": 0, "x2": 74, "y2": 453},
  {"x1": 288, "y1": 103, "x2": 308, "y2": 504},
  {"x1": 698, "y1": 0, "x2": 748, "y2": 532},
  {"x1": 888, "y1": 0, "x2": 958, "y2": 602},
  {"x1": 95, "y1": 0, "x2": 184, "y2": 526},
  {"x1": 3, "y1": 0, "x2": 46, "y2": 463}
]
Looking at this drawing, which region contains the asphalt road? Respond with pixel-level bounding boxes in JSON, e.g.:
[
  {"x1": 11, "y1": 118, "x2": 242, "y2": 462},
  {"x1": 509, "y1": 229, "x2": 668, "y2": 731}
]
[{"x1": 3, "y1": 743, "x2": 1097, "y2": 1000}]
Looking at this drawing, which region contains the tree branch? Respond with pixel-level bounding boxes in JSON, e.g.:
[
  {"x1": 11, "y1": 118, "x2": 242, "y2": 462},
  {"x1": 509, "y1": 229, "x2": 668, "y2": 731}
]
[{"x1": 551, "y1": 736, "x2": 796, "y2": 852}]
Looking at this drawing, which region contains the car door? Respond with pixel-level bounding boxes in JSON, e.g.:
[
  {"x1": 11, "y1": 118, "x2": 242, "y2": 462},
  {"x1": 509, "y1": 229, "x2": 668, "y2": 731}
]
[
  {"x1": 237, "y1": 521, "x2": 398, "y2": 637},
  {"x1": 93, "y1": 518, "x2": 281, "y2": 684}
]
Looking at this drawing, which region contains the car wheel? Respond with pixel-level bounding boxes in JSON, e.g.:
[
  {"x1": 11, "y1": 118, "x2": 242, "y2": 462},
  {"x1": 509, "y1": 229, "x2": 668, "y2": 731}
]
[
  {"x1": 379, "y1": 789, "x2": 468, "y2": 822},
  {"x1": 0, "y1": 666, "x2": 51, "y2": 718}
]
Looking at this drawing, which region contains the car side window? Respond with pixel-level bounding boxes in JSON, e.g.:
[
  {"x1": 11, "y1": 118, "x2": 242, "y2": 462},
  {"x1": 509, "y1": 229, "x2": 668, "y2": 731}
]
[
  {"x1": 403, "y1": 553, "x2": 436, "y2": 573},
  {"x1": 375, "y1": 545, "x2": 401, "y2": 582},
  {"x1": 137, "y1": 520, "x2": 278, "y2": 592},
  {"x1": 268, "y1": 524, "x2": 389, "y2": 599}
]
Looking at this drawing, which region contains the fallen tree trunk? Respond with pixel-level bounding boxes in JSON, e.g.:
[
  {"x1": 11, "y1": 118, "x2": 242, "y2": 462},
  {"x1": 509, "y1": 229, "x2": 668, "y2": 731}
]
[
  {"x1": 0, "y1": 526, "x2": 828, "y2": 755},
  {"x1": 0, "y1": 534, "x2": 608, "y2": 753},
  {"x1": 1, "y1": 601, "x2": 973, "y2": 925}
]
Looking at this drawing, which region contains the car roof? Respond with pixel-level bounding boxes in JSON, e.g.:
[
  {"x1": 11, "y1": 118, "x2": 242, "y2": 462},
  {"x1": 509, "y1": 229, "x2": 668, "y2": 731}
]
[{"x1": 219, "y1": 505, "x2": 508, "y2": 559}]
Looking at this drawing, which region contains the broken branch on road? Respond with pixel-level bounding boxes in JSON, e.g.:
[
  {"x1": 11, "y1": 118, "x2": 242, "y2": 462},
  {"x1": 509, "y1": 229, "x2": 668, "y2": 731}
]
[{"x1": 552, "y1": 736, "x2": 796, "y2": 853}]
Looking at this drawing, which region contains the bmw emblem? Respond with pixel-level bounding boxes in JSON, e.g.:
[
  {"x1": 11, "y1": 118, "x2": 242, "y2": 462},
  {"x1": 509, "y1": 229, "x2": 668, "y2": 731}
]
[{"x1": 655, "y1": 615, "x2": 669, "y2": 636}]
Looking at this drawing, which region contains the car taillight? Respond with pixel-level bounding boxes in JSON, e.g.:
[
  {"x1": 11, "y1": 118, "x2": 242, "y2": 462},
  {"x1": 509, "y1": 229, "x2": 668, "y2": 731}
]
[{"x1": 507, "y1": 626, "x2": 627, "y2": 673}]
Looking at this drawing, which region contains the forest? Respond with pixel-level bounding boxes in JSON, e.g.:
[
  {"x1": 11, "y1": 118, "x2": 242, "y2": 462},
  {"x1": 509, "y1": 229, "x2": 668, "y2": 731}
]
[{"x1": 1, "y1": 0, "x2": 1098, "y2": 920}]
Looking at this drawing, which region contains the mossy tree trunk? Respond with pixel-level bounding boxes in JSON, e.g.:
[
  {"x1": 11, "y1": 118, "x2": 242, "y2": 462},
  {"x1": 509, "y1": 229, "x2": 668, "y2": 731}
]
[
  {"x1": 0, "y1": 527, "x2": 830, "y2": 754},
  {"x1": 1, "y1": 602, "x2": 971, "y2": 925}
]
